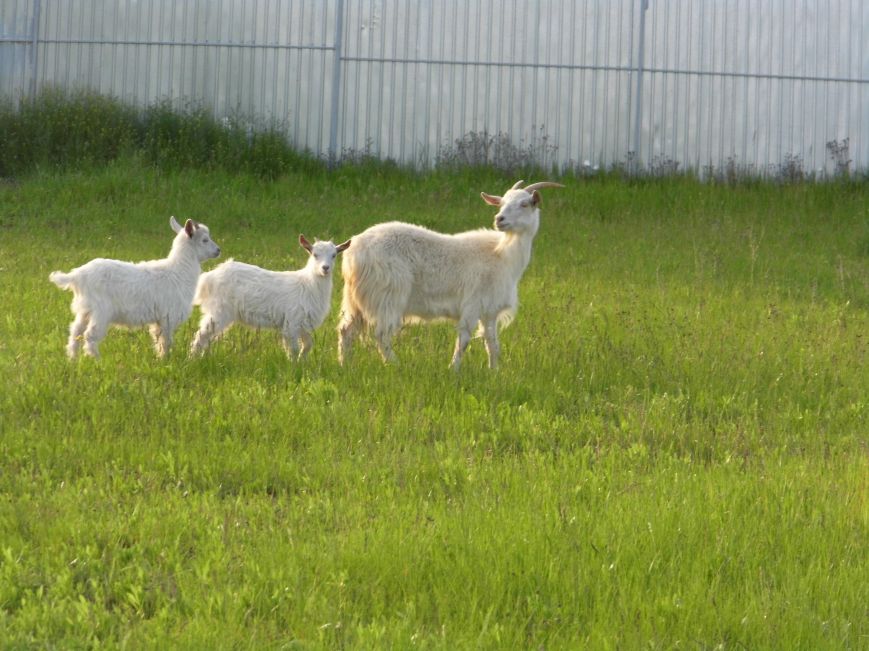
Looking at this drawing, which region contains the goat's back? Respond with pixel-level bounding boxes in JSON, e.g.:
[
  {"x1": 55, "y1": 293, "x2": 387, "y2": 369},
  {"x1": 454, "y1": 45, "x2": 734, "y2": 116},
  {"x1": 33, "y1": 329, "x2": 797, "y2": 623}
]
[
  {"x1": 197, "y1": 259, "x2": 331, "y2": 330},
  {"x1": 53, "y1": 257, "x2": 196, "y2": 326},
  {"x1": 197, "y1": 259, "x2": 307, "y2": 302},
  {"x1": 344, "y1": 222, "x2": 500, "y2": 278},
  {"x1": 342, "y1": 221, "x2": 506, "y2": 324},
  {"x1": 60, "y1": 258, "x2": 171, "y2": 294}
]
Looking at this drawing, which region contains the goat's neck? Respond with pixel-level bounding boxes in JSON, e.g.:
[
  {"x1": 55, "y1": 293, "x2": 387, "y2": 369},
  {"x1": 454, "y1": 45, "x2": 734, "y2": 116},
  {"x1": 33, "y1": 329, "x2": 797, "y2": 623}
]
[
  {"x1": 496, "y1": 224, "x2": 538, "y2": 279},
  {"x1": 167, "y1": 243, "x2": 203, "y2": 278},
  {"x1": 302, "y1": 265, "x2": 333, "y2": 295}
]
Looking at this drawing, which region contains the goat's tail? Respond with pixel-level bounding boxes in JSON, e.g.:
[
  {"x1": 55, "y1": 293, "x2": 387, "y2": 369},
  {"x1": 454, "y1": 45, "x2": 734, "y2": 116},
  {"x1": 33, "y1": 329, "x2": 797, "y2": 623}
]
[
  {"x1": 49, "y1": 271, "x2": 75, "y2": 290},
  {"x1": 192, "y1": 272, "x2": 212, "y2": 306},
  {"x1": 474, "y1": 308, "x2": 516, "y2": 338},
  {"x1": 338, "y1": 263, "x2": 361, "y2": 322},
  {"x1": 339, "y1": 246, "x2": 406, "y2": 328}
]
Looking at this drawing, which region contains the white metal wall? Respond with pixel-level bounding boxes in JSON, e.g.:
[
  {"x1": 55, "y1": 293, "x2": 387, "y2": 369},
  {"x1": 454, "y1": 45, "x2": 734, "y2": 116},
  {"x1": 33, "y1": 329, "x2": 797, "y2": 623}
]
[
  {"x1": 639, "y1": 1, "x2": 869, "y2": 175},
  {"x1": 1, "y1": 0, "x2": 867, "y2": 175}
]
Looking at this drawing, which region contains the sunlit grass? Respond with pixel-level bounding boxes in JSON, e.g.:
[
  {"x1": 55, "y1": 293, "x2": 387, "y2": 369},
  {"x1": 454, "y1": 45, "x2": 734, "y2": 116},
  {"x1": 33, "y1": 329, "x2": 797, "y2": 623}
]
[{"x1": 1, "y1": 161, "x2": 867, "y2": 649}]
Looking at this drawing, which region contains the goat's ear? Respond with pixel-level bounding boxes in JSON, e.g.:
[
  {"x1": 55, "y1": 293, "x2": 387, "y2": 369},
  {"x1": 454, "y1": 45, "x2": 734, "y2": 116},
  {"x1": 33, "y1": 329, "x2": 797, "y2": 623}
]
[
  {"x1": 170, "y1": 216, "x2": 182, "y2": 233},
  {"x1": 299, "y1": 235, "x2": 313, "y2": 253},
  {"x1": 531, "y1": 190, "x2": 541, "y2": 206},
  {"x1": 184, "y1": 219, "x2": 196, "y2": 238},
  {"x1": 336, "y1": 239, "x2": 351, "y2": 253},
  {"x1": 481, "y1": 192, "x2": 501, "y2": 206}
]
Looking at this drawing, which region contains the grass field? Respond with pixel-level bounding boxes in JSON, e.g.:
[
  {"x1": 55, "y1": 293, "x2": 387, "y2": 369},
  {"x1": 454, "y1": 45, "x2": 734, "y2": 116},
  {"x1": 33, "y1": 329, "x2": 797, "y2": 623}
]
[{"x1": 1, "y1": 159, "x2": 867, "y2": 649}]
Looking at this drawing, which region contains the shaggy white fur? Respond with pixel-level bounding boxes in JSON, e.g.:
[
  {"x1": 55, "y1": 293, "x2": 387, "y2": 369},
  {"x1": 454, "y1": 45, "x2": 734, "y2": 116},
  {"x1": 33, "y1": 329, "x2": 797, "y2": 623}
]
[
  {"x1": 337, "y1": 180, "x2": 563, "y2": 370},
  {"x1": 190, "y1": 235, "x2": 351, "y2": 359},
  {"x1": 49, "y1": 217, "x2": 221, "y2": 359}
]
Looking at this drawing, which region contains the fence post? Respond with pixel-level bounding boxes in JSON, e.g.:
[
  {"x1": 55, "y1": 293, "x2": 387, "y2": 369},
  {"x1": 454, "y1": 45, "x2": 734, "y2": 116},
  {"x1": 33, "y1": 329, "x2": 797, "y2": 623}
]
[
  {"x1": 328, "y1": 0, "x2": 346, "y2": 166},
  {"x1": 28, "y1": 0, "x2": 42, "y2": 99},
  {"x1": 631, "y1": 0, "x2": 648, "y2": 170}
]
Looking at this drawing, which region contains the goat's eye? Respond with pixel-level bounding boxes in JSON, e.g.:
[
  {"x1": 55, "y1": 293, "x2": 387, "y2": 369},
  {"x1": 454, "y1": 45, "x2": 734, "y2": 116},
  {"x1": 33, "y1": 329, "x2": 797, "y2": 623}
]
[{"x1": 520, "y1": 200, "x2": 530, "y2": 208}]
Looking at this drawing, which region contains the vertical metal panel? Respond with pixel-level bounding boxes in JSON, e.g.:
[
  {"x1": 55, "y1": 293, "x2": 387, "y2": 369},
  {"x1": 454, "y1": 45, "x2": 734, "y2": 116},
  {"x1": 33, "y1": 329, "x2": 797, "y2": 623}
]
[
  {"x1": 0, "y1": 0, "x2": 40, "y2": 102},
  {"x1": 328, "y1": 0, "x2": 345, "y2": 160},
  {"x1": 634, "y1": 0, "x2": 869, "y2": 176},
  {"x1": 0, "y1": 1, "x2": 18, "y2": 100}
]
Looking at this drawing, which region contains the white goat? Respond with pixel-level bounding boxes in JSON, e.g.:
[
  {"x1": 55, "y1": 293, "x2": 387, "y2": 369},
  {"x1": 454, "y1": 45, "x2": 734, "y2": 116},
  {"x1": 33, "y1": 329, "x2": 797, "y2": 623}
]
[
  {"x1": 49, "y1": 217, "x2": 221, "y2": 359},
  {"x1": 337, "y1": 180, "x2": 564, "y2": 370},
  {"x1": 190, "y1": 235, "x2": 351, "y2": 359}
]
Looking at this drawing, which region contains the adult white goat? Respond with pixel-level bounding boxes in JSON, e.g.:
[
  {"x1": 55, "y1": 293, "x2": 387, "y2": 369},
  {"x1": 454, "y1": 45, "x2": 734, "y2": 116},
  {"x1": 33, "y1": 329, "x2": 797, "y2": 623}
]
[
  {"x1": 190, "y1": 235, "x2": 351, "y2": 359},
  {"x1": 337, "y1": 180, "x2": 564, "y2": 370},
  {"x1": 49, "y1": 217, "x2": 221, "y2": 359}
]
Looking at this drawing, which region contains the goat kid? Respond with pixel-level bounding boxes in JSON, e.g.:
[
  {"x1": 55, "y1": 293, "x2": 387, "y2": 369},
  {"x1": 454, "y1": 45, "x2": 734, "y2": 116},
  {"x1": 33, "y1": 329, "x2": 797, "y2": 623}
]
[
  {"x1": 49, "y1": 217, "x2": 221, "y2": 359},
  {"x1": 191, "y1": 235, "x2": 351, "y2": 360}
]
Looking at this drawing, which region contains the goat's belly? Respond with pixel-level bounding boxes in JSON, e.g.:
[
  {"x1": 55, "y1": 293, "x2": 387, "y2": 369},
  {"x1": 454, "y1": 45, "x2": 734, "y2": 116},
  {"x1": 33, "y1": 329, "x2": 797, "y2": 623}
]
[
  {"x1": 109, "y1": 304, "x2": 160, "y2": 327},
  {"x1": 236, "y1": 309, "x2": 281, "y2": 329},
  {"x1": 236, "y1": 305, "x2": 318, "y2": 331},
  {"x1": 404, "y1": 295, "x2": 461, "y2": 322}
]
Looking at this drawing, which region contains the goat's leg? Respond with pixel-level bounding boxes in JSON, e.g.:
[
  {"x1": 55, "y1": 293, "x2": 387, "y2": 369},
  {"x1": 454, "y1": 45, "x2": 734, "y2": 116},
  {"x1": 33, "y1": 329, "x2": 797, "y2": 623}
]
[
  {"x1": 82, "y1": 316, "x2": 108, "y2": 358},
  {"x1": 373, "y1": 320, "x2": 399, "y2": 364},
  {"x1": 190, "y1": 313, "x2": 229, "y2": 356},
  {"x1": 449, "y1": 319, "x2": 475, "y2": 371},
  {"x1": 281, "y1": 326, "x2": 300, "y2": 360},
  {"x1": 298, "y1": 330, "x2": 314, "y2": 360},
  {"x1": 481, "y1": 316, "x2": 500, "y2": 369},
  {"x1": 156, "y1": 321, "x2": 178, "y2": 359},
  {"x1": 149, "y1": 320, "x2": 176, "y2": 359},
  {"x1": 67, "y1": 313, "x2": 88, "y2": 358},
  {"x1": 337, "y1": 305, "x2": 364, "y2": 365},
  {"x1": 149, "y1": 324, "x2": 165, "y2": 358}
]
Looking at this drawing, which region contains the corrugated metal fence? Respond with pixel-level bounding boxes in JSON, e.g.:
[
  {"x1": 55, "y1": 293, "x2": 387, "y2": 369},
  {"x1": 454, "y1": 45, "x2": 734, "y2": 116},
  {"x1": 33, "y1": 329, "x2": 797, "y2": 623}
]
[{"x1": 1, "y1": 0, "x2": 867, "y2": 175}]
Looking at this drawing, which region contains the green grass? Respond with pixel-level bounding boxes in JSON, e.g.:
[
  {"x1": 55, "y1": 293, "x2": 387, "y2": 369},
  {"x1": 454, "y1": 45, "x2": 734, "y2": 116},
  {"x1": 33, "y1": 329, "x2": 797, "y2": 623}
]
[{"x1": 1, "y1": 160, "x2": 867, "y2": 649}]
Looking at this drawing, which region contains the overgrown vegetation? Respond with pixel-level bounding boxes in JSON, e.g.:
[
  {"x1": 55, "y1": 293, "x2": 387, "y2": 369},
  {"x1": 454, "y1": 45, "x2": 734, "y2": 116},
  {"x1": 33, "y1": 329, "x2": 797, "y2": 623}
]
[
  {"x1": 0, "y1": 89, "x2": 323, "y2": 180},
  {"x1": 435, "y1": 128, "x2": 559, "y2": 176},
  {"x1": 3, "y1": 89, "x2": 865, "y2": 183}
]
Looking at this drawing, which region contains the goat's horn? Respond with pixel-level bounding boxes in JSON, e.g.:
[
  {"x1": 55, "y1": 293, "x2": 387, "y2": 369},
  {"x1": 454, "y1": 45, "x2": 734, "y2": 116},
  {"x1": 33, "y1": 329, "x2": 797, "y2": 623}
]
[
  {"x1": 510, "y1": 180, "x2": 525, "y2": 190},
  {"x1": 523, "y1": 181, "x2": 565, "y2": 193}
]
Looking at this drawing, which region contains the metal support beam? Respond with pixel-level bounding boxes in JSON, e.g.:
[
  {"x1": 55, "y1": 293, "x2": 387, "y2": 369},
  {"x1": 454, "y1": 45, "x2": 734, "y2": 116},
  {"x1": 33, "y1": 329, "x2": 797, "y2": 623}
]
[
  {"x1": 631, "y1": 0, "x2": 648, "y2": 168},
  {"x1": 29, "y1": 0, "x2": 42, "y2": 99},
  {"x1": 328, "y1": 0, "x2": 345, "y2": 166}
]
